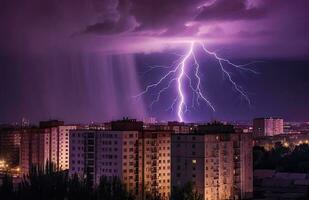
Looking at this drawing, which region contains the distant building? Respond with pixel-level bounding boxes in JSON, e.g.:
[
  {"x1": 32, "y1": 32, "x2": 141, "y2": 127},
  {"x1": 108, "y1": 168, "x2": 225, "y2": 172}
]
[
  {"x1": 21, "y1": 117, "x2": 30, "y2": 128},
  {"x1": 253, "y1": 132, "x2": 309, "y2": 150},
  {"x1": 253, "y1": 118, "x2": 283, "y2": 137},
  {"x1": 111, "y1": 118, "x2": 143, "y2": 131},
  {"x1": 143, "y1": 117, "x2": 157, "y2": 124},
  {"x1": 39, "y1": 120, "x2": 65, "y2": 128},
  {"x1": 171, "y1": 123, "x2": 253, "y2": 200},
  {"x1": 167, "y1": 121, "x2": 191, "y2": 134}
]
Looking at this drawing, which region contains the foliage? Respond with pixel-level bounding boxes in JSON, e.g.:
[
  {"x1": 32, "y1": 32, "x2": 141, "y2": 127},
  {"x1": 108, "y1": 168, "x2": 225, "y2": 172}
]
[
  {"x1": 171, "y1": 182, "x2": 203, "y2": 200},
  {"x1": 253, "y1": 143, "x2": 309, "y2": 173},
  {"x1": 0, "y1": 162, "x2": 202, "y2": 200},
  {"x1": 0, "y1": 173, "x2": 15, "y2": 199}
]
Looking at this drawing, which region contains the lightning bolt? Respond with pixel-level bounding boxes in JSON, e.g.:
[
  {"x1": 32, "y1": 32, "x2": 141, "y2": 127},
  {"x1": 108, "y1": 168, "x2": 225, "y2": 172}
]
[
  {"x1": 177, "y1": 42, "x2": 194, "y2": 122},
  {"x1": 135, "y1": 41, "x2": 257, "y2": 122}
]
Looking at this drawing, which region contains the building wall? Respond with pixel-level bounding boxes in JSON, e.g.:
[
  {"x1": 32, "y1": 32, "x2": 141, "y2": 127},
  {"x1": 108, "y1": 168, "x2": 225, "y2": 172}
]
[
  {"x1": 120, "y1": 131, "x2": 139, "y2": 194},
  {"x1": 20, "y1": 128, "x2": 48, "y2": 174},
  {"x1": 59, "y1": 126, "x2": 76, "y2": 170},
  {"x1": 273, "y1": 119, "x2": 284, "y2": 135},
  {"x1": 140, "y1": 131, "x2": 171, "y2": 199},
  {"x1": 172, "y1": 133, "x2": 253, "y2": 200},
  {"x1": 69, "y1": 130, "x2": 139, "y2": 194},
  {"x1": 0, "y1": 129, "x2": 21, "y2": 167},
  {"x1": 172, "y1": 134, "x2": 205, "y2": 195},
  {"x1": 69, "y1": 130, "x2": 85, "y2": 178},
  {"x1": 239, "y1": 133, "x2": 253, "y2": 199},
  {"x1": 44, "y1": 125, "x2": 76, "y2": 170}
]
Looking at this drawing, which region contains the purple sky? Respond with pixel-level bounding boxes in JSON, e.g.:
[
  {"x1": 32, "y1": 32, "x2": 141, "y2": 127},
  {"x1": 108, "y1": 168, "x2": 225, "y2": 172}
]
[{"x1": 0, "y1": 0, "x2": 309, "y2": 123}]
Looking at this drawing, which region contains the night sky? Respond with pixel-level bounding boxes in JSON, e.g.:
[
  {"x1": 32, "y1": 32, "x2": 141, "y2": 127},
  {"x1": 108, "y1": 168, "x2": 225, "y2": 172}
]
[{"x1": 0, "y1": 0, "x2": 309, "y2": 123}]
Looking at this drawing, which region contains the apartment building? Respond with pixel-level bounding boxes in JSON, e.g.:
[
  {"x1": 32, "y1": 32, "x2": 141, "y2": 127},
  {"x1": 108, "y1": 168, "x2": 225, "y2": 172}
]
[
  {"x1": 171, "y1": 124, "x2": 253, "y2": 200},
  {"x1": 69, "y1": 121, "x2": 172, "y2": 199},
  {"x1": 139, "y1": 130, "x2": 171, "y2": 199},
  {"x1": 69, "y1": 130, "x2": 140, "y2": 194},
  {"x1": 20, "y1": 120, "x2": 76, "y2": 174}
]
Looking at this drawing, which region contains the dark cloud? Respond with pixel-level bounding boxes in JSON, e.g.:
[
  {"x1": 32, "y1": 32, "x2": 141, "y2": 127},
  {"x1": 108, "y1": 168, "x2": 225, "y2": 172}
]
[
  {"x1": 129, "y1": 0, "x2": 199, "y2": 31},
  {"x1": 0, "y1": 0, "x2": 308, "y2": 56},
  {"x1": 85, "y1": 0, "x2": 273, "y2": 33},
  {"x1": 82, "y1": 0, "x2": 308, "y2": 40},
  {"x1": 84, "y1": 20, "x2": 119, "y2": 34},
  {"x1": 83, "y1": 16, "x2": 138, "y2": 34},
  {"x1": 81, "y1": 0, "x2": 140, "y2": 35},
  {"x1": 81, "y1": 0, "x2": 200, "y2": 36},
  {"x1": 196, "y1": 0, "x2": 274, "y2": 21}
]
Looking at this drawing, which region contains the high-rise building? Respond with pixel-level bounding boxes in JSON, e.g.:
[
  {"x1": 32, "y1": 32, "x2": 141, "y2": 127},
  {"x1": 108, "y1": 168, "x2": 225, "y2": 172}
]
[
  {"x1": 253, "y1": 118, "x2": 284, "y2": 137},
  {"x1": 41, "y1": 121, "x2": 76, "y2": 170},
  {"x1": 171, "y1": 123, "x2": 253, "y2": 200},
  {"x1": 69, "y1": 130, "x2": 140, "y2": 194},
  {"x1": 69, "y1": 120, "x2": 172, "y2": 199}
]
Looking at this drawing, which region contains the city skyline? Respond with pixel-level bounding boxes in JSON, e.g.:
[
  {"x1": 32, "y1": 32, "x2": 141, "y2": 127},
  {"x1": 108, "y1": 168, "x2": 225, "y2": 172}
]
[{"x1": 1, "y1": 117, "x2": 309, "y2": 199}]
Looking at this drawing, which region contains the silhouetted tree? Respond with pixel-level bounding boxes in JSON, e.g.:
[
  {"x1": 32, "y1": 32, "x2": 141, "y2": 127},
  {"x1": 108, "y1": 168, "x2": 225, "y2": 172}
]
[
  {"x1": 68, "y1": 174, "x2": 92, "y2": 200},
  {"x1": 144, "y1": 188, "x2": 164, "y2": 200},
  {"x1": 0, "y1": 174, "x2": 15, "y2": 200},
  {"x1": 18, "y1": 161, "x2": 68, "y2": 200},
  {"x1": 0, "y1": 162, "x2": 208, "y2": 200},
  {"x1": 253, "y1": 143, "x2": 309, "y2": 173},
  {"x1": 95, "y1": 176, "x2": 134, "y2": 200},
  {"x1": 172, "y1": 182, "x2": 203, "y2": 200}
]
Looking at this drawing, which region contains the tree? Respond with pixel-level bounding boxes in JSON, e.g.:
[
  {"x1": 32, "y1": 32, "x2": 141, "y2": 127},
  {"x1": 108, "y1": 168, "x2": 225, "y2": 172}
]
[
  {"x1": 68, "y1": 174, "x2": 93, "y2": 200},
  {"x1": 95, "y1": 176, "x2": 134, "y2": 200},
  {"x1": 172, "y1": 182, "x2": 203, "y2": 200},
  {"x1": 144, "y1": 188, "x2": 164, "y2": 200},
  {"x1": 0, "y1": 173, "x2": 15, "y2": 200},
  {"x1": 18, "y1": 161, "x2": 68, "y2": 200}
]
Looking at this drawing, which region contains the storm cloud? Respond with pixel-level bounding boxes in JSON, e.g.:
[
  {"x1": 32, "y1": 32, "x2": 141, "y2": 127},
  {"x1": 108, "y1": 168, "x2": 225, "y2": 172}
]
[{"x1": 0, "y1": 0, "x2": 308, "y2": 56}]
